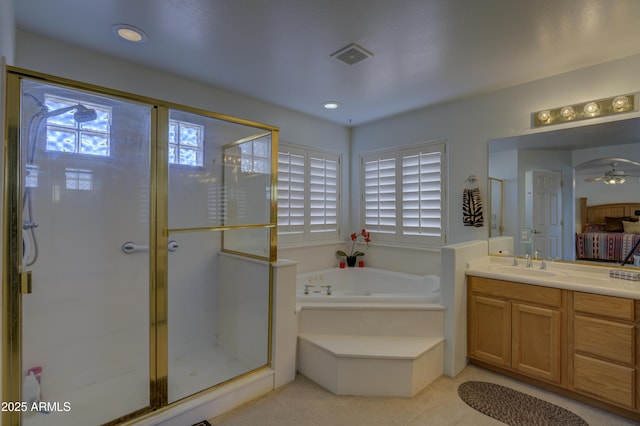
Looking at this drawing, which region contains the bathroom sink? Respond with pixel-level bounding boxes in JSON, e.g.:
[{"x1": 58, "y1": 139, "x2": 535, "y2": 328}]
[{"x1": 488, "y1": 264, "x2": 568, "y2": 278}]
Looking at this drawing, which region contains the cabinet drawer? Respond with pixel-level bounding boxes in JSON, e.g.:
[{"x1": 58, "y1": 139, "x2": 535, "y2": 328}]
[
  {"x1": 468, "y1": 277, "x2": 562, "y2": 308},
  {"x1": 574, "y1": 315, "x2": 634, "y2": 365},
  {"x1": 574, "y1": 354, "x2": 635, "y2": 409},
  {"x1": 573, "y1": 292, "x2": 634, "y2": 321}
]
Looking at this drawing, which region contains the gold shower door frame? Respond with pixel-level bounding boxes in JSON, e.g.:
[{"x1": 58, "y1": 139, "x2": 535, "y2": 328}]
[{"x1": 2, "y1": 67, "x2": 278, "y2": 426}]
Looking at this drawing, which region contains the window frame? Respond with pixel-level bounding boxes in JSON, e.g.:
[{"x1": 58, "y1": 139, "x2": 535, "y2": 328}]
[
  {"x1": 360, "y1": 140, "x2": 446, "y2": 247},
  {"x1": 277, "y1": 143, "x2": 341, "y2": 245}
]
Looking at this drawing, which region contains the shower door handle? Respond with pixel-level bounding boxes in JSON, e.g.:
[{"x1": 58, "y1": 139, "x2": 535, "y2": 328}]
[
  {"x1": 122, "y1": 240, "x2": 179, "y2": 254},
  {"x1": 122, "y1": 241, "x2": 147, "y2": 254}
]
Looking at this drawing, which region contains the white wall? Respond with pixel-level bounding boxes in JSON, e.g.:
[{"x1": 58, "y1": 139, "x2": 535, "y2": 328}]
[
  {"x1": 11, "y1": 16, "x2": 640, "y2": 374},
  {"x1": 16, "y1": 30, "x2": 352, "y2": 272},
  {"x1": 16, "y1": 31, "x2": 640, "y2": 274},
  {"x1": 352, "y1": 53, "x2": 640, "y2": 269},
  {"x1": 0, "y1": 0, "x2": 14, "y2": 65}
]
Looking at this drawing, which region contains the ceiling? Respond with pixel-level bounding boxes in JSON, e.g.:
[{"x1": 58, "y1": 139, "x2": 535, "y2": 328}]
[{"x1": 14, "y1": 0, "x2": 640, "y2": 126}]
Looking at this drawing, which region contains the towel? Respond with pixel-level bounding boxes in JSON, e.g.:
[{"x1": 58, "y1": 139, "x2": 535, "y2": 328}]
[{"x1": 463, "y1": 188, "x2": 484, "y2": 227}]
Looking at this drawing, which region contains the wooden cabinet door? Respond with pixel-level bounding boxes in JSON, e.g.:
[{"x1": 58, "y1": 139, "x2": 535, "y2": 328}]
[
  {"x1": 512, "y1": 303, "x2": 561, "y2": 383},
  {"x1": 574, "y1": 354, "x2": 635, "y2": 409},
  {"x1": 469, "y1": 294, "x2": 511, "y2": 367}
]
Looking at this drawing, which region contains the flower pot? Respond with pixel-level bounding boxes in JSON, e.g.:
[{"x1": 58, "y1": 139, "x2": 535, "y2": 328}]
[{"x1": 346, "y1": 256, "x2": 357, "y2": 267}]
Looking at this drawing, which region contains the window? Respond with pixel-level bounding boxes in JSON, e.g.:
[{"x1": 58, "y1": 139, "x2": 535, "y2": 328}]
[
  {"x1": 278, "y1": 144, "x2": 340, "y2": 243},
  {"x1": 239, "y1": 134, "x2": 270, "y2": 175},
  {"x1": 169, "y1": 120, "x2": 204, "y2": 167},
  {"x1": 361, "y1": 141, "x2": 445, "y2": 245},
  {"x1": 45, "y1": 95, "x2": 111, "y2": 156},
  {"x1": 65, "y1": 168, "x2": 93, "y2": 190}
]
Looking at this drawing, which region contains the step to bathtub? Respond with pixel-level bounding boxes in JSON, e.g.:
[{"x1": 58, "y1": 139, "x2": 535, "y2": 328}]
[
  {"x1": 297, "y1": 304, "x2": 445, "y2": 337},
  {"x1": 297, "y1": 333, "x2": 444, "y2": 397}
]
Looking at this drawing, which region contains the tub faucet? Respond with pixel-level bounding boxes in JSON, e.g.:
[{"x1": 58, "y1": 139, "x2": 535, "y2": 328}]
[
  {"x1": 304, "y1": 284, "x2": 314, "y2": 295},
  {"x1": 512, "y1": 255, "x2": 519, "y2": 266},
  {"x1": 540, "y1": 259, "x2": 547, "y2": 270},
  {"x1": 534, "y1": 250, "x2": 541, "y2": 260},
  {"x1": 321, "y1": 285, "x2": 332, "y2": 296}
]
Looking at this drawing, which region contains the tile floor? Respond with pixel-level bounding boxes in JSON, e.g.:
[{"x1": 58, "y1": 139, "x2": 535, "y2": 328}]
[{"x1": 209, "y1": 364, "x2": 639, "y2": 425}]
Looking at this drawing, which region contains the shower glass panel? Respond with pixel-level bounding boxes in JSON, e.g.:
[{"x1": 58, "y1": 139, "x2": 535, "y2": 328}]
[
  {"x1": 19, "y1": 79, "x2": 152, "y2": 425},
  {"x1": 222, "y1": 134, "x2": 272, "y2": 257},
  {"x1": 167, "y1": 110, "x2": 273, "y2": 403}
]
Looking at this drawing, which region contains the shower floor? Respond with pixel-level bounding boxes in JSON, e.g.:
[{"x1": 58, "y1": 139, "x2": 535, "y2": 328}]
[
  {"x1": 168, "y1": 345, "x2": 253, "y2": 402},
  {"x1": 23, "y1": 345, "x2": 254, "y2": 426},
  {"x1": 22, "y1": 367, "x2": 148, "y2": 426}
]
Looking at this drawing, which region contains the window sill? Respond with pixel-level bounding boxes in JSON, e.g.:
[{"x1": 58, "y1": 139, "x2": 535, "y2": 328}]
[
  {"x1": 277, "y1": 240, "x2": 345, "y2": 250},
  {"x1": 366, "y1": 241, "x2": 443, "y2": 252}
]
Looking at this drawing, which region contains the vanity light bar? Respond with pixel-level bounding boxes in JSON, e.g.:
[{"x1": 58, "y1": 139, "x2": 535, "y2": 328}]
[{"x1": 533, "y1": 94, "x2": 636, "y2": 128}]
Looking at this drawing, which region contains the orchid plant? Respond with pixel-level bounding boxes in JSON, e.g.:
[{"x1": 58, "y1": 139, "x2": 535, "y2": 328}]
[{"x1": 336, "y1": 228, "x2": 371, "y2": 259}]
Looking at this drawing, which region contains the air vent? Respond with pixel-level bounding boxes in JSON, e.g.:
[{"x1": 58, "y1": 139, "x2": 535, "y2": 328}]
[{"x1": 330, "y1": 43, "x2": 373, "y2": 65}]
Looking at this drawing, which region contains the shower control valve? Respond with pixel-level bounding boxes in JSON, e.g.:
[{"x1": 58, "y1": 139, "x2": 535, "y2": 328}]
[{"x1": 23, "y1": 221, "x2": 39, "y2": 230}]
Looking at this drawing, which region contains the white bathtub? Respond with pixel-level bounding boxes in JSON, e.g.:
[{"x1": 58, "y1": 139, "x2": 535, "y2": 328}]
[{"x1": 296, "y1": 267, "x2": 440, "y2": 304}]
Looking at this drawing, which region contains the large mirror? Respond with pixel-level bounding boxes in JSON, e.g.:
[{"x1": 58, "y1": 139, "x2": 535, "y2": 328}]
[{"x1": 488, "y1": 117, "x2": 640, "y2": 263}]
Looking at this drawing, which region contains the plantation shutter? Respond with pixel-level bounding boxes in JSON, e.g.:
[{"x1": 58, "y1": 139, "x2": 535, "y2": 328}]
[
  {"x1": 361, "y1": 141, "x2": 445, "y2": 245},
  {"x1": 309, "y1": 154, "x2": 339, "y2": 233},
  {"x1": 363, "y1": 154, "x2": 396, "y2": 234},
  {"x1": 277, "y1": 149, "x2": 306, "y2": 235},
  {"x1": 401, "y1": 148, "x2": 442, "y2": 237},
  {"x1": 278, "y1": 143, "x2": 341, "y2": 243}
]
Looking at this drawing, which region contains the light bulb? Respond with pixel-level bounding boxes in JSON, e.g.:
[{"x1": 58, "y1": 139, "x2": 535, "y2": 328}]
[
  {"x1": 559, "y1": 106, "x2": 575, "y2": 120},
  {"x1": 612, "y1": 96, "x2": 630, "y2": 112},
  {"x1": 112, "y1": 24, "x2": 148, "y2": 43},
  {"x1": 537, "y1": 110, "x2": 551, "y2": 123},
  {"x1": 583, "y1": 102, "x2": 600, "y2": 117},
  {"x1": 322, "y1": 101, "x2": 340, "y2": 110}
]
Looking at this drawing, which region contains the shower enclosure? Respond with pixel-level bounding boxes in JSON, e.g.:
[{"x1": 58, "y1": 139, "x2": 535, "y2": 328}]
[{"x1": 2, "y1": 68, "x2": 277, "y2": 426}]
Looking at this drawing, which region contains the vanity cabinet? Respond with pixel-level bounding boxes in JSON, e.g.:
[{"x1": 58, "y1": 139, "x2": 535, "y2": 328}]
[
  {"x1": 467, "y1": 274, "x2": 640, "y2": 419},
  {"x1": 468, "y1": 276, "x2": 563, "y2": 384},
  {"x1": 570, "y1": 292, "x2": 637, "y2": 410}
]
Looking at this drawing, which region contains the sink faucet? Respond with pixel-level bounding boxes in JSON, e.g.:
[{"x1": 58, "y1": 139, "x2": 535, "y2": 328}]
[{"x1": 525, "y1": 254, "x2": 533, "y2": 268}]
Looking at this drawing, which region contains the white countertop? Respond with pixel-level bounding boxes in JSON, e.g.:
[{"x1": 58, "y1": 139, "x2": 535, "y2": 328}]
[{"x1": 465, "y1": 256, "x2": 640, "y2": 300}]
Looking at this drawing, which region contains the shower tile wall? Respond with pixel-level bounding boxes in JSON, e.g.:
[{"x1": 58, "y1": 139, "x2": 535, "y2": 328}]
[{"x1": 21, "y1": 88, "x2": 151, "y2": 406}]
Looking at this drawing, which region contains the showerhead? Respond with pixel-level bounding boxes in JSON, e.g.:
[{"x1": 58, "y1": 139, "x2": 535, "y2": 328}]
[
  {"x1": 43, "y1": 104, "x2": 97, "y2": 123},
  {"x1": 25, "y1": 94, "x2": 98, "y2": 123},
  {"x1": 73, "y1": 105, "x2": 98, "y2": 123}
]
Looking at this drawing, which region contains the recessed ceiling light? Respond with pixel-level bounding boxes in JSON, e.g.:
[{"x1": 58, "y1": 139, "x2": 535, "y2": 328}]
[
  {"x1": 112, "y1": 24, "x2": 148, "y2": 43},
  {"x1": 322, "y1": 101, "x2": 340, "y2": 110}
]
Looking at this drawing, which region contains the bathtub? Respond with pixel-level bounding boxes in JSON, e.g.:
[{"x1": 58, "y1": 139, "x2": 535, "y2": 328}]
[{"x1": 296, "y1": 267, "x2": 440, "y2": 304}]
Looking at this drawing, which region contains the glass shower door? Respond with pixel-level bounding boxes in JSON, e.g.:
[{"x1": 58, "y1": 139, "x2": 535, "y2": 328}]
[
  {"x1": 17, "y1": 78, "x2": 153, "y2": 425},
  {"x1": 166, "y1": 109, "x2": 273, "y2": 403}
]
